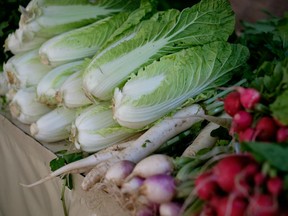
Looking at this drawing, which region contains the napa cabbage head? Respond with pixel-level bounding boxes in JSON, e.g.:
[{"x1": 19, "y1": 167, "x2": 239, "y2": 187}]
[
  {"x1": 5, "y1": 0, "x2": 141, "y2": 54},
  {"x1": 113, "y1": 41, "x2": 250, "y2": 129},
  {"x1": 82, "y1": 0, "x2": 235, "y2": 101},
  {"x1": 39, "y1": 0, "x2": 155, "y2": 66}
]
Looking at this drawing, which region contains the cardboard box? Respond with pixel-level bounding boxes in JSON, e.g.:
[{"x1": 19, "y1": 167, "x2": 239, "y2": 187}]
[{"x1": 0, "y1": 113, "x2": 129, "y2": 216}]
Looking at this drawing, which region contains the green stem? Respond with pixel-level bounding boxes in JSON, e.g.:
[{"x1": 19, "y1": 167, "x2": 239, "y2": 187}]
[{"x1": 61, "y1": 178, "x2": 68, "y2": 216}]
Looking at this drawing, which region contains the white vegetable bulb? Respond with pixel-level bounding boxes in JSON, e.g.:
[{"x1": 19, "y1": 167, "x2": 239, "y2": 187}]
[
  {"x1": 9, "y1": 87, "x2": 52, "y2": 124},
  {"x1": 56, "y1": 70, "x2": 93, "y2": 108},
  {"x1": 70, "y1": 103, "x2": 137, "y2": 152},
  {"x1": 37, "y1": 60, "x2": 84, "y2": 107},
  {"x1": 38, "y1": 13, "x2": 130, "y2": 66},
  {"x1": 30, "y1": 106, "x2": 77, "y2": 143},
  {"x1": 3, "y1": 48, "x2": 53, "y2": 89},
  {"x1": 5, "y1": 0, "x2": 140, "y2": 54},
  {"x1": 0, "y1": 72, "x2": 9, "y2": 96}
]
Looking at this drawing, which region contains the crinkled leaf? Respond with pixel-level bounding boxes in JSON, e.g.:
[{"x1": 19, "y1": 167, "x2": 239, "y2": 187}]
[
  {"x1": 270, "y1": 89, "x2": 288, "y2": 125},
  {"x1": 114, "y1": 41, "x2": 249, "y2": 129},
  {"x1": 242, "y1": 142, "x2": 288, "y2": 172},
  {"x1": 83, "y1": 0, "x2": 235, "y2": 100}
]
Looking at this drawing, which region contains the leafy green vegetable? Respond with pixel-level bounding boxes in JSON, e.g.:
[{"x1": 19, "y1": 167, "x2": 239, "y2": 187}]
[
  {"x1": 71, "y1": 102, "x2": 137, "y2": 153},
  {"x1": 242, "y1": 142, "x2": 288, "y2": 172},
  {"x1": 4, "y1": 48, "x2": 53, "y2": 89},
  {"x1": 36, "y1": 60, "x2": 84, "y2": 107},
  {"x1": 270, "y1": 89, "x2": 288, "y2": 125},
  {"x1": 5, "y1": 0, "x2": 141, "y2": 54},
  {"x1": 250, "y1": 58, "x2": 288, "y2": 102},
  {"x1": 113, "y1": 41, "x2": 249, "y2": 129},
  {"x1": 82, "y1": 0, "x2": 235, "y2": 100},
  {"x1": 238, "y1": 13, "x2": 288, "y2": 69},
  {"x1": 50, "y1": 151, "x2": 85, "y2": 189},
  {"x1": 39, "y1": 0, "x2": 154, "y2": 66}
]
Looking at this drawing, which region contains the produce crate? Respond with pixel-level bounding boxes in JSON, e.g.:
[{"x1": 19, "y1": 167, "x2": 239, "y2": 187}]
[{"x1": 0, "y1": 111, "x2": 128, "y2": 216}]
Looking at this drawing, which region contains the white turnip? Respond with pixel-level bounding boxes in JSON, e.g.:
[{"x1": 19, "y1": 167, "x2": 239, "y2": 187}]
[
  {"x1": 121, "y1": 176, "x2": 144, "y2": 194},
  {"x1": 140, "y1": 174, "x2": 176, "y2": 204},
  {"x1": 126, "y1": 154, "x2": 174, "y2": 181},
  {"x1": 159, "y1": 202, "x2": 182, "y2": 216},
  {"x1": 104, "y1": 160, "x2": 135, "y2": 186}
]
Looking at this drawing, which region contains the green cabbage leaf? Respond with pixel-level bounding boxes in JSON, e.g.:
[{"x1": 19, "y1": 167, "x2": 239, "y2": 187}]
[
  {"x1": 113, "y1": 41, "x2": 249, "y2": 129},
  {"x1": 82, "y1": 0, "x2": 235, "y2": 100}
]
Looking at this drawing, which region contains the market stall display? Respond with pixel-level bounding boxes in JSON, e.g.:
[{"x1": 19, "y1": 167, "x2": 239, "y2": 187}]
[{"x1": 0, "y1": 0, "x2": 287, "y2": 215}]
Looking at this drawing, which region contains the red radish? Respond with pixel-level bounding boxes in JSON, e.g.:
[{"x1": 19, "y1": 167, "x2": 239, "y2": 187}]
[
  {"x1": 201, "y1": 204, "x2": 217, "y2": 216},
  {"x1": 223, "y1": 91, "x2": 243, "y2": 116},
  {"x1": 140, "y1": 174, "x2": 176, "y2": 204},
  {"x1": 210, "y1": 195, "x2": 222, "y2": 208},
  {"x1": 233, "y1": 110, "x2": 253, "y2": 131},
  {"x1": 243, "y1": 162, "x2": 259, "y2": 176},
  {"x1": 195, "y1": 171, "x2": 219, "y2": 201},
  {"x1": 234, "y1": 163, "x2": 259, "y2": 195},
  {"x1": 254, "y1": 172, "x2": 266, "y2": 186},
  {"x1": 216, "y1": 195, "x2": 248, "y2": 216},
  {"x1": 213, "y1": 155, "x2": 251, "y2": 192},
  {"x1": 236, "y1": 87, "x2": 261, "y2": 110},
  {"x1": 267, "y1": 177, "x2": 283, "y2": 196},
  {"x1": 255, "y1": 116, "x2": 278, "y2": 142},
  {"x1": 276, "y1": 127, "x2": 288, "y2": 143},
  {"x1": 239, "y1": 127, "x2": 256, "y2": 142},
  {"x1": 247, "y1": 194, "x2": 279, "y2": 216},
  {"x1": 273, "y1": 118, "x2": 286, "y2": 127}
]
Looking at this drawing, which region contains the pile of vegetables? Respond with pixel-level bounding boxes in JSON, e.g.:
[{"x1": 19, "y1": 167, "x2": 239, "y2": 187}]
[{"x1": 0, "y1": 0, "x2": 288, "y2": 215}]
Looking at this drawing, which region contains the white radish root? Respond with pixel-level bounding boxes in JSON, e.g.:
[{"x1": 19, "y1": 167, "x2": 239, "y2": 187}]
[
  {"x1": 182, "y1": 113, "x2": 230, "y2": 157},
  {"x1": 182, "y1": 121, "x2": 220, "y2": 157},
  {"x1": 21, "y1": 104, "x2": 204, "y2": 189},
  {"x1": 20, "y1": 140, "x2": 134, "y2": 187},
  {"x1": 81, "y1": 104, "x2": 205, "y2": 190}
]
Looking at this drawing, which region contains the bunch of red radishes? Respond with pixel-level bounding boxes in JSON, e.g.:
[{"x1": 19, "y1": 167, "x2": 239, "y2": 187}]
[
  {"x1": 194, "y1": 154, "x2": 288, "y2": 216},
  {"x1": 102, "y1": 154, "x2": 182, "y2": 216},
  {"x1": 223, "y1": 87, "x2": 288, "y2": 143}
]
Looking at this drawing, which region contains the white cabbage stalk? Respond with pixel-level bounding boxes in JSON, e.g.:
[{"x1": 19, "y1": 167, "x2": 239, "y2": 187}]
[
  {"x1": 5, "y1": 0, "x2": 140, "y2": 54},
  {"x1": 39, "y1": 14, "x2": 129, "y2": 66},
  {"x1": 9, "y1": 87, "x2": 52, "y2": 124},
  {"x1": 0, "y1": 72, "x2": 9, "y2": 96},
  {"x1": 113, "y1": 41, "x2": 249, "y2": 129},
  {"x1": 37, "y1": 60, "x2": 83, "y2": 107},
  {"x1": 70, "y1": 103, "x2": 137, "y2": 152},
  {"x1": 30, "y1": 106, "x2": 77, "y2": 143},
  {"x1": 56, "y1": 70, "x2": 92, "y2": 108},
  {"x1": 5, "y1": 87, "x2": 17, "y2": 102},
  {"x1": 82, "y1": 0, "x2": 235, "y2": 101},
  {"x1": 3, "y1": 49, "x2": 53, "y2": 89},
  {"x1": 4, "y1": 29, "x2": 47, "y2": 55}
]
